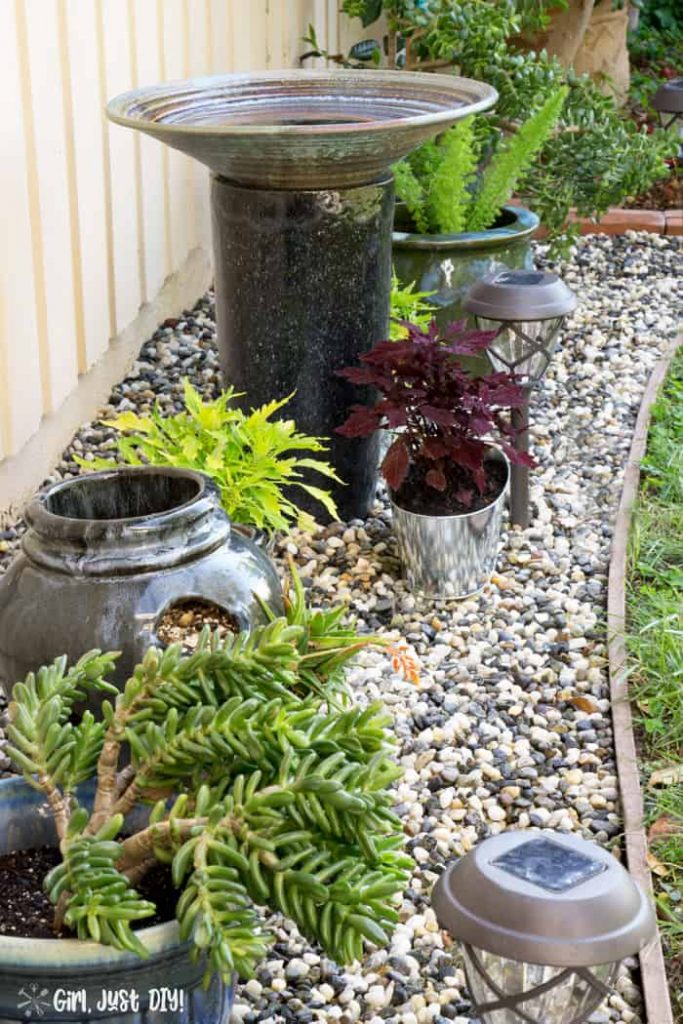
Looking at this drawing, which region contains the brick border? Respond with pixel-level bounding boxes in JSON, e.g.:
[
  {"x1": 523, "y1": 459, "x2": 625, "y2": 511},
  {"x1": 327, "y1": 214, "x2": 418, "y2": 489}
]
[
  {"x1": 566, "y1": 208, "x2": 682, "y2": 236},
  {"x1": 523, "y1": 206, "x2": 682, "y2": 239},
  {"x1": 607, "y1": 335, "x2": 683, "y2": 1024}
]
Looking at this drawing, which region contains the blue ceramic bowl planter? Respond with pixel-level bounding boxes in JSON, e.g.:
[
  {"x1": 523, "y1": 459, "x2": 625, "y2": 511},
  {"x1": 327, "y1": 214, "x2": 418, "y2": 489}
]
[{"x1": 0, "y1": 777, "x2": 234, "y2": 1024}]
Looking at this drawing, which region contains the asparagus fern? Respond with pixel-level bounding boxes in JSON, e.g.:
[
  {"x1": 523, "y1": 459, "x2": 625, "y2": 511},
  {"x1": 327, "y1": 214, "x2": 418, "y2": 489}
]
[
  {"x1": 427, "y1": 115, "x2": 479, "y2": 235},
  {"x1": 467, "y1": 87, "x2": 569, "y2": 232},
  {"x1": 394, "y1": 88, "x2": 568, "y2": 235},
  {"x1": 5, "y1": 571, "x2": 417, "y2": 981}
]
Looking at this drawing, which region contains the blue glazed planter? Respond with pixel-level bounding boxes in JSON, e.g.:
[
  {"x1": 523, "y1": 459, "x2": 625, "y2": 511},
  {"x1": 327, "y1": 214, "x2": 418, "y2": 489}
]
[
  {"x1": 0, "y1": 777, "x2": 234, "y2": 1024},
  {"x1": 392, "y1": 204, "x2": 540, "y2": 325}
]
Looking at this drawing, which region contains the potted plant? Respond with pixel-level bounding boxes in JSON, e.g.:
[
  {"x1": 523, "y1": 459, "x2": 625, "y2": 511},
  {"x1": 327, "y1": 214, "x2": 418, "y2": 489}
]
[
  {"x1": 77, "y1": 379, "x2": 341, "y2": 537},
  {"x1": 392, "y1": 88, "x2": 567, "y2": 325},
  {"x1": 0, "y1": 570, "x2": 415, "y2": 1024},
  {"x1": 0, "y1": 466, "x2": 284, "y2": 695},
  {"x1": 303, "y1": 1, "x2": 677, "y2": 245},
  {"x1": 337, "y1": 319, "x2": 534, "y2": 597}
]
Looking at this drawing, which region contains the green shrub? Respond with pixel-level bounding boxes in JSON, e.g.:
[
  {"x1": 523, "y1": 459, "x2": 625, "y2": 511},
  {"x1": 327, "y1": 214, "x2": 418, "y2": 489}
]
[
  {"x1": 389, "y1": 270, "x2": 436, "y2": 338},
  {"x1": 628, "y1": 22, "x2": 683, "y2": 116},
  {"x1": 639, "y1": 0, "x2": 683, "y2": 32},
  {"x1": 76, "y1": 381, "x2": 339, "y2": 534}
]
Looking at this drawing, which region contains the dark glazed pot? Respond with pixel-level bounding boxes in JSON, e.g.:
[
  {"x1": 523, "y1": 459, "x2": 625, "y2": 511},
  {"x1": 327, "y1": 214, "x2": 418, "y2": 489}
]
[
  {"x1": 0, "y1": 467, "x2": 283, "y2": 696},
  {"x1": 392, "y1": 204, "x2": 540, "y2": 327},
  {"x1": 0, "y1": 776, "x2": 233, "y2": 1024},
  {"x1": 211, "y1": 174, "x2": 391, "y2": 522}
]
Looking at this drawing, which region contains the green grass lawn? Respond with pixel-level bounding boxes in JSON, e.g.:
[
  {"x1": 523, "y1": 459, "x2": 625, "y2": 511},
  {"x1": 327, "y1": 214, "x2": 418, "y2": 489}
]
[{"x1": 627, "y1": 347, "x2": 683, "y2": 1015}]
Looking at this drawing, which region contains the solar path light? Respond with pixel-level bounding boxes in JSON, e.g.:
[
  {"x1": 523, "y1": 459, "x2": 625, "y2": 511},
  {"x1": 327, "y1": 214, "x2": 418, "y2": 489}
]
[
  {"x1": 433, "y1": 831, "x2": 656, "y2": 1024},
  {"x1": 464, "y1": 269, "x2": 576, "y2": 529},
  {"x1": 652, "y1": 78, "x2": 683, "y2": 157}
]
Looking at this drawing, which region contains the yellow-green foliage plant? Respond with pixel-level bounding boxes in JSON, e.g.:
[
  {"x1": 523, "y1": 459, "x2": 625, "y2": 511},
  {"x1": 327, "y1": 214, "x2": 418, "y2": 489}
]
[
  {"x1": 389, "y1": 270, "x2": 435, "y2": 340},
  {"x1": 395, "y1": 87, "x2": 568, "y2": 235},
  {"x1": 76, "y1": 381, "x2": 340, "y2": 534}
]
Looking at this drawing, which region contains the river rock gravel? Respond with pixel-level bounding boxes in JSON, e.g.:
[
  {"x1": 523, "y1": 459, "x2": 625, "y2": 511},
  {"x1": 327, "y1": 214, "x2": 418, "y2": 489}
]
[{"x1": 0, "y1": 232, "x2": 681, "y2": 1023}]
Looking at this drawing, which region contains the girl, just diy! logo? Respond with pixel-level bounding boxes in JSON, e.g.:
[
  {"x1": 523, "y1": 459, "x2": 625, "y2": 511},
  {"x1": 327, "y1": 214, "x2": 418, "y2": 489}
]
[{"x1": 16, "y1": 984, "x2": 185, "y2": 1018}]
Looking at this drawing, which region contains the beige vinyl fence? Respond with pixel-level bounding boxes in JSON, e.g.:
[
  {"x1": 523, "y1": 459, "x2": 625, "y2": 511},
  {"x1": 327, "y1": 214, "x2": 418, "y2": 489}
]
[{"x1": 0, "y1": 0, "x2": 357, "y2": 517}]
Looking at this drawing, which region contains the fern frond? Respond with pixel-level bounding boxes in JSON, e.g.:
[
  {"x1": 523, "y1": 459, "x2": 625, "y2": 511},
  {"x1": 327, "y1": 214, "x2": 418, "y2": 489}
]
[
  {"x1": 426, "y1": 118, "x2": 479, "y2": 234},
  {"x1": 408, "y1": 138, "x2": 441, "y2": 184},
  {"x1": 389, "y1": 271, "x2": 435, "y2": 340},
  {"x1": 393, "y1": 161, "x2": 429, "y2": 234},
  {"x1": 467, "y1": 86, "x2": 568, "y2": 232}
]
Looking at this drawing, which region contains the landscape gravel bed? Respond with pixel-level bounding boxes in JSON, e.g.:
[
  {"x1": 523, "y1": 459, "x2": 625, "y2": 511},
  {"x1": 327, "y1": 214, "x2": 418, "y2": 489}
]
[{"x1": 0, "y1": 232, "x2": 681, "y2": 1024}]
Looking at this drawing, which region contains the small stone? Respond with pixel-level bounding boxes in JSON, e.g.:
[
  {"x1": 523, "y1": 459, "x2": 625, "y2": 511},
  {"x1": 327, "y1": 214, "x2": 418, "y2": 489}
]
[
  {"x1": 286, "y1": 959, "x2": 310, "y2": 981},
  {"x1": 487, "y1": 805, "x2": 506, "y2": 822},
  {"x1": 365, "y1": 985, "x2": 388, "y2": 1010}
]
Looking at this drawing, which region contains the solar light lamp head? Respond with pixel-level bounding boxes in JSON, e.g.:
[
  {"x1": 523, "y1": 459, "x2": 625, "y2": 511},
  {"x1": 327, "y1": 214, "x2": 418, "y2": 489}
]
[
  {"x1": 463, "y1": 270, "x2": 576, "y2": 387},
  {"x1": 433, "y1": 831, "x2": 656, "y2": 1024}
]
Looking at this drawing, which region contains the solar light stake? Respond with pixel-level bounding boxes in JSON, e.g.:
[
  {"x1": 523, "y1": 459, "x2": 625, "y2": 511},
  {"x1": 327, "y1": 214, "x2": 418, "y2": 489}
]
[
  {"x1": 464, "y1": 270, "x2": 576, "y2": 528},
  {"x1": 510, "y1": 390, "x2": 531, "y2": 530},
  {"x1": 433, "y1": 831, "x2": 656, "y2": 1024}
]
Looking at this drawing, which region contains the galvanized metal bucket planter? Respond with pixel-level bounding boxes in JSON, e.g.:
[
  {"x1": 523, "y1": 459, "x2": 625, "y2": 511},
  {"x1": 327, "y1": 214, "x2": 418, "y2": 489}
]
[
  {"x1": 392, "y1": 204, "x2": 540, "y2": 328},
  {"x1": 0, "y1": 776, "x2": 233, "y2": 1024},
  {"x1": 0, "y1": 467, "x2": 282, "y2": 696},
  {"x1": 390, "y1": 450, "x2": 509, "y2": 598}
]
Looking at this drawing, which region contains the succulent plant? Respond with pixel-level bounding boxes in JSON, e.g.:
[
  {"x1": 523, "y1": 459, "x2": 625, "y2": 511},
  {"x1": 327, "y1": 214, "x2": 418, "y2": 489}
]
[{"x1": 5, "y1": 569, "x2": 417, "y2": 982}]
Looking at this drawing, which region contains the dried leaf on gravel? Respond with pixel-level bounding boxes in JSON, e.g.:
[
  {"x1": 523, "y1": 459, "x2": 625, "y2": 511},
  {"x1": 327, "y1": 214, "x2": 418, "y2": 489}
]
[{"x1": 558, "y1": 692, "x2": 600, "y2": 713}]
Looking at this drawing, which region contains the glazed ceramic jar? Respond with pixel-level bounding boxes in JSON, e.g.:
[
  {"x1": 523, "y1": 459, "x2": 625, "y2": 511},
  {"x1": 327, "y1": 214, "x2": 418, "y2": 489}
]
[{"x1": 0, "y1": 467, "x2": 283, "y2": 695}]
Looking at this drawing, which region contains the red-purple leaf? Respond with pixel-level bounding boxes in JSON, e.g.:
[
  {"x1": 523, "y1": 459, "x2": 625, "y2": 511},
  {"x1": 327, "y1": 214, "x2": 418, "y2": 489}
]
[
  {"x1": 337, "y1": 315, "x2": 532, "y2": 500},
  {"x1": 473, "y1": 465, "x2": 487, "y2": 493},
  {"x1": 421, "y1": 438, "x2": 449, "y2": 459},
  {"x1": 469, "y1": 413, "x2": 495, "y2": 435},
  {"x1": 336, "y1": 404, "x2": 381, "y2": 438},
  {"x1": 382, "y1": 438, "x2": 410, "y2": 491},
  {"x1": 500, "y1": 440, "x2": 537, "y2": 468},
  {"x1": 442, "y1": 320, "x2": 498, "y2": 355},
  {"x1": 425, "y1": 467, "x2": 447, "y2": 491},
  {"x1": 376, "y1": 400, "x2": 408, "y2": 429},
  {"x1": 337, "y1": 366, "x2": 377, "y2": 385},
  {"x1": 422, "y1": 405, "x2": 457, "y2": 426}
]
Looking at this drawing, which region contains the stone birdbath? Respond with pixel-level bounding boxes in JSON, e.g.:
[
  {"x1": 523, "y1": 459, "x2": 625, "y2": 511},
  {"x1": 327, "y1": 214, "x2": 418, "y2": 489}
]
[{"x1": 107, "y1": 70, "x2": 496, "y2": 520}]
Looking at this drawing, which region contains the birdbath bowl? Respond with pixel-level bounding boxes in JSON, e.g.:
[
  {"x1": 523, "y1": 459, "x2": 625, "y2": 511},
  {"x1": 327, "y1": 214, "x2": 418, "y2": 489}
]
[{"x1": 108, "y1": 70, "x2": 497, "y2": 518}]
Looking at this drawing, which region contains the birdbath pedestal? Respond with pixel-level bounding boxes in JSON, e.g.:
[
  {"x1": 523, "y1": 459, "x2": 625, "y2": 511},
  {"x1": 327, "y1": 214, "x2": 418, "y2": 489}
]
[{"x1": 107, "y1": 70, "x2": 496, "y2": 520}]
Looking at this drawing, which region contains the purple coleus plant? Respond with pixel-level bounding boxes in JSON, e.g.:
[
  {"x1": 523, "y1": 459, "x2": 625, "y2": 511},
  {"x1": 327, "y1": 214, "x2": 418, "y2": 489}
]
[{"x1": 337, "y1": 319, "x2": 535, "y2": 508}]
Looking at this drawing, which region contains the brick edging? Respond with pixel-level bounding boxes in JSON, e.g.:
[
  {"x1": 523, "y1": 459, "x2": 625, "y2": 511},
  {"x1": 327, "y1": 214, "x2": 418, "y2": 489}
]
[
  {"x1": 532, "y1": 207, "x2": 682, "y2": 238},
  {"x1": 568, "y1": 207, "x2": 681, "y2": 236}
]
